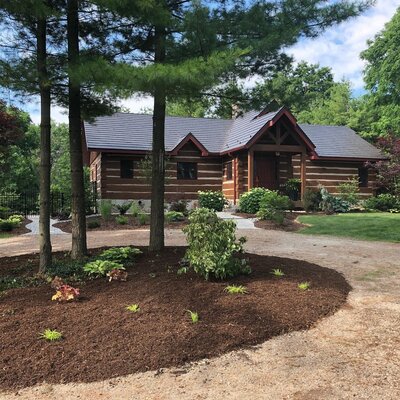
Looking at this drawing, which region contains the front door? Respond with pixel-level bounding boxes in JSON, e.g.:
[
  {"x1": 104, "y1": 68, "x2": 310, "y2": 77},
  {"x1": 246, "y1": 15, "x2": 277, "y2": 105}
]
[{"x1": 254, "y1": 154, "x2": 278, "y2": 190}]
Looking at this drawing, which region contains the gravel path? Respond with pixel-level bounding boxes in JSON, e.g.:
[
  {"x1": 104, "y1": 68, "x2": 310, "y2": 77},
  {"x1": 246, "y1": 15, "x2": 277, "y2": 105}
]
[
  {"x1": 25, "y1": 216, "x2": 66, "y2": 236},
  {"x1": 0, "y1": 229, "x2": 399, "y2": 399},
  {"x1": 217, "y1": 211, "x2": 258, "y2": 229}
]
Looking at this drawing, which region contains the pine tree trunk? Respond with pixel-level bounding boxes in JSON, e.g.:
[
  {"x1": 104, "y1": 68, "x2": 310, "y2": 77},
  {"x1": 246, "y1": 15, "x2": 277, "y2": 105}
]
[
  {"x1": 68, "y1": 0, "x2": 87, "y2": 259},
  {"x1": 37, "y1": 13, "x2": 52, "y2": 273},
  {"x1": 149, "y1": 26, "x2": 166, "y2": 252}
]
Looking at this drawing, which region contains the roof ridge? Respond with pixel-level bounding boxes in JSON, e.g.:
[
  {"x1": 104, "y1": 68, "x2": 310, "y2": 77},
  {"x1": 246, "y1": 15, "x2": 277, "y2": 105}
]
[{"x1": 112, "y1": 111, "x2": 232, "y2": 121}]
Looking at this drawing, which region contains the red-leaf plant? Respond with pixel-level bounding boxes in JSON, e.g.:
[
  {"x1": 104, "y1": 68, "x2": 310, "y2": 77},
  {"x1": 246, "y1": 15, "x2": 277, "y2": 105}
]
[{"x1": 51, "y1": 276, "x2": 80, "y2": 302}]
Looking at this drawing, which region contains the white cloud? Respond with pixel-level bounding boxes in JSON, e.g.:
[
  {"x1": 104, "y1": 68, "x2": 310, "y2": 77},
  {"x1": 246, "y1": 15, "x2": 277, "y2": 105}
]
[
  {"x1": 23, "y1": 0, "x2": 400, "y2": 123},
  {"x1": 287, "y1": 0, "x2": 400, "y2": 91}
]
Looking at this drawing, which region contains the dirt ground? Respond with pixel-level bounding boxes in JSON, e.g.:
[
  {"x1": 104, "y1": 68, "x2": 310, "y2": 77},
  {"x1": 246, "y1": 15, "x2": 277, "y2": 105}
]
[{"x1": 0, "y1": 228, "x2": 399, "y2": 399}]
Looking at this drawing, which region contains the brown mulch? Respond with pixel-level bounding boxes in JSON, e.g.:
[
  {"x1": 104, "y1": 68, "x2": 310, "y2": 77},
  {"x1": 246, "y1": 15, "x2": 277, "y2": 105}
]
[
  {"x1": 254, "y1": 213, "x2": 307, "y2": 232},
  {"x1": 0, "y1": 247, "x2": 351, "y2": 390},
  {"x1": 54, "y1": 215, "x2": 187, "y2": 233}
]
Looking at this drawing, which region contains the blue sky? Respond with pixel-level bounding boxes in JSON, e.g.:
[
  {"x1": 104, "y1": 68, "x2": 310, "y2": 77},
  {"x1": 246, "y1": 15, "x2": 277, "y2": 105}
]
[{"x1": 20, "y1": 0, "x2": 400, "y2": 124}]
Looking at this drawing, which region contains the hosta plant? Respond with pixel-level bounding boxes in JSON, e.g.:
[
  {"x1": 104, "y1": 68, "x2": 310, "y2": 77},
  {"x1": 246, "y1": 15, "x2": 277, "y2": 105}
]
[
  {"x1": 51, "y1": 285, "x2": 80, "y2": 302},
  {"x1": 39, "y1": 329, "x2": 62, "y2": 341},
  {"x1": 99, "y1": 247, "x2": 142, "y2": 264},
  {"x1": 83, "y1": 260, "x2": 124, "y2": 277}
]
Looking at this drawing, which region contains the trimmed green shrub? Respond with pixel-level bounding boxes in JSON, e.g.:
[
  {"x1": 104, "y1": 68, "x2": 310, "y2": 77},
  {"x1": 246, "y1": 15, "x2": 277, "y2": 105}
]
[
  {"x1": 100, "y1": 199, "x2": 113, "y2": 220},
  {"x1": 364, "y1": 193, "x2": 400, "y2": 212},
  {"x1": 183, "y1": 208, "x2": 250, "y2": 280},
  {"x1": 256, "y1": 191, "x2": 292, "y2": 224},
  {"x1": 303, "y1": 188, "x2": 322, "y2": 212},
  {"x1": 8, "y1": 214, "x2": 24, "y2": 223},
  {"x1": 0, "y1": 220, "x2": 15, "y2": 232},
  {"x1": 0, "y1": 206, "x2": 10, "y2": 219},
  {"x1": 198, "y1": 190, "x2": 227, "y2": 211},
  {"x1": 319, "y1": 187, "x2": 350, "y2": 214},
  {"x1": 115, "y1": 215, "x2": 128, "y2": 225},
  {"x1": 238, "y1": 187, "x2": 269, "y2": 214},
  {"x1": 116, "y1": 202, "x2": 132, "y2": 215},
  {"x1": 165, "y1": 211, "x2": 185, "y2": 222},
  {"x1": 87, "y1": 220, "x2": 101, "y2": 229}
]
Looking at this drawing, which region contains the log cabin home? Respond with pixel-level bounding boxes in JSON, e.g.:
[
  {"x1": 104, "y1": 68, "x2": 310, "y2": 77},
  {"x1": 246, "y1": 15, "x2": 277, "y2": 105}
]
[{"x1": 83, "y1": 106, "x2": 384, "y2": 208}]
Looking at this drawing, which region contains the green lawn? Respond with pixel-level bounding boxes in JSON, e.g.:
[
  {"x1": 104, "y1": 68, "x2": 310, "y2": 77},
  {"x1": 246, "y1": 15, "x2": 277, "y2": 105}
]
[
  {"x1": 297, "y1": 213, "x2": 400, "y2": 243},
  {"x1": 0, "y1": 233, "x2": 11, "y2": 239}
]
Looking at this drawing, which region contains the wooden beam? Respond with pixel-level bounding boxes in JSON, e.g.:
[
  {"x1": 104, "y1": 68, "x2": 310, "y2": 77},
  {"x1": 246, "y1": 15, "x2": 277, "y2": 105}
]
[
  {"x1": 247, "y1": 149, "x2": 254, "y2": 191},
  {"x1": 301, "y1": 152, "x2": 307, "y2": 201},
  {"x1": 233, "y1": 157, "x2": 237, "y2": 204},
  {"x1": 252, "y1": 144, "x2": 305, "y2": 153}
]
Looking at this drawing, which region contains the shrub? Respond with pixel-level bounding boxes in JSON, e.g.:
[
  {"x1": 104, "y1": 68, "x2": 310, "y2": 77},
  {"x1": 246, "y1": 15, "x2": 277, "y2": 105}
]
[
  {"x1": 319, "y1": 187, "x2": 350, "y2": 214},
  {"x1": 115, "y1": 215, "x2": 128, "y2": 225},
  {"x1": 116, "y1": 202, "x2": 132, "y2": 215},
  {"x1": 256, "y1": 191, "x2": 292, "y2": 224},
  {"x1": 169, "y1": 200, "x2": 188, "y2": 214},
  {"x1": 0, "y1": 219, "x2": 14, "y2": 232},
  {"x1": 165, "y1": 211, "x2": 185, "y2": 223},
  {"x1": 138, "y1": 212, "x2": 148, "y2": 225},
  {"x1": 198, "y1": 190, "x2": 227, "y2": 211},
  {"x1": 0, "y1": 206, "x2": 10, "y2": 219},
  {"x1": 83, "y1": 260, "x2": 124, "y2": 277},
  {"x1": 129, "y1": 202, "x2": 142, "y2": 217},
  {"x1": 284, "y1": 178, "x2": 301, "y2": 201},
  {"x1": 183, "y1": 208, "x2": 250, "y2": 280},
  {"x1": 99, "y1": 246, "x2": 142, "y2": 264},
  {"x1": 364, "y1": 193, "x2": 400, "y2": 212},
  {"x1": 8, "y1": 214, "x2": 24, "y2": 223},
  {"x1": 238, "y1": 187, "x2": 269, "y2": 214},
  {"x1": 338, "y1": 177, "x2": 360, "y2": 206},
  {"x1": 39, "y1": 329, "x2": 62, "y2": 341},
  {"x1": 303, "y1": 188, "x2": 322, "y2": 212},
  {"x1": 100, "y1": 199, "x2": 113, "y2": 220},
  {"x1": 87, "y1": 220, "x2": 101, "y2": 229}
]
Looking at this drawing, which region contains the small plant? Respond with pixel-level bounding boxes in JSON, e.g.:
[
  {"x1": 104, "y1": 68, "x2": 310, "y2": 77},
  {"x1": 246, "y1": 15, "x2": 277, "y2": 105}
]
[
  {"x1": 271, "y1": 268, "x2": 285, "y2": 277},
  {"x1": 177, "y1": 266, "x2": 189, "y2": 275},
  {"x1": 165, "y1": 211, "x2": 185, "y2": 223},
  {"x1": 298, "y1": 282, "x2": 311, "y2": 291},
  {"x1": 100, "y1": 199, "x2": 113, "y2": 220},
  {"x1": 52, "y1": 284, "x2": 80, "y2": 302},
  {"x1": 198, "y1": 190, "x2": 227, "y2": 211},
  {"x1": 284, "y1": 178, "x2": 301, "y2": 201},
  {"x1": 338, "y1": 177, "x2": 360, "y2": 206},
  {"x1": 187, "y1": 310, "x2": 199, "y2": 323},
  {"x1": 99, "y1": 246, "x2": 141, "y2": 264},
  {"x1": 116, "y1": 202, "x2": 132, "y2": 215},
  {"x1": 129, "y1": 202, "x2": 142, "y2": 217},
  {"x1": 224, "y1": 284, "x2": 248, "y2": 294},
  {"x1": 126, "y1": 304, "x2": 140, "y2": 313},
  {"x1": 169, "y1": 200, "x2": 188, "y2": 214},
  {"x1": 107, "y1": 269, "x2": 128, "y2": 282},
  {"x1": 115, "y1": 215, "x2": 128, "y2": 225},
  {"x1": 319, "y1": 187, "x2": 350, "y2": 214},
  {"x1": 238, "y1": 187, "x2": 269, "y2": 214},
  {"x1": 87, "y1": 219, "x2": 101, "y2": 229},
  {"x1": 303, "y1": 188, "x2": 322, "y2": 212},
  {"x1": 138, "y1": 212, "x2": 148, "y2": 225},
  {"x1": 83, "y1": 260, "x2": 124, "y2": 277},
  {"x1": 39, "y1": 329, "x2": 62, "y2": 341}
]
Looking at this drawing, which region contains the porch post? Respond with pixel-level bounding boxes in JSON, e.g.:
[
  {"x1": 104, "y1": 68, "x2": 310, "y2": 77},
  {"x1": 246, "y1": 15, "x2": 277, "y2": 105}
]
[
  {"x1": 300, "y1": 152, "x2": 307, "y2": 200},
  {"x1": 247, "y1": 149, "x2": 254, "y2": 191}
]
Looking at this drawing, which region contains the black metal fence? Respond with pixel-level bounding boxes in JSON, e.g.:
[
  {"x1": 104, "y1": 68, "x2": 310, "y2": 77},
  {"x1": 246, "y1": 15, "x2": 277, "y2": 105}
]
[{"x1": 0, "y1": 182, "x2": 97, "y2": 217}]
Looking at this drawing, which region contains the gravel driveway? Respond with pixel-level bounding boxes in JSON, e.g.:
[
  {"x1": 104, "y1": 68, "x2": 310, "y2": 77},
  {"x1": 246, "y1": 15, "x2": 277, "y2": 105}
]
[{"x1": 0, "y1": 229, "x2": 399, "y2": 400}]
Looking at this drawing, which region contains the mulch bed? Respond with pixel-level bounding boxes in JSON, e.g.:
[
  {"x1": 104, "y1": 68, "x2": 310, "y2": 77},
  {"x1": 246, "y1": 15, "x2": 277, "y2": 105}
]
[
  {"x1": 1, "y1": 218, "x2": 32, "y2": 236},
  {"x1": 234, "y1": 212, "x2": 307, "y2": 232},
  {"x1": 0, "y1": 247, "x2": 351, "y2": 390},
  {"x1": 54, "y1": 215, "x2": 187, "y2": 233}
]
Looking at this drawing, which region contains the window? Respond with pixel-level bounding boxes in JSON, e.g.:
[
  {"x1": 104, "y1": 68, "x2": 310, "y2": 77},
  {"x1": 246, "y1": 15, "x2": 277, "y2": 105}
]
[
  {"x1": 225, "y1": 161, "x2": 233, "y2": 180},
  {"x1": 120, "y1": 159, "x2": 134, "y2": 179},
  {"x1": 358, "y1": 167, "x2": 368, "y2": 187},
  {"x1": 177, "y1": 162, "x2": 197, "y2": 180}
]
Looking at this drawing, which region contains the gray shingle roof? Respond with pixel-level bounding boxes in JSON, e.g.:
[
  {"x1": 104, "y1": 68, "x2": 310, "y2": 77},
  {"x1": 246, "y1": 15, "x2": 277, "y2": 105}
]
[
  {"x1": 84, "y1": 111, "x2": 384, "y2": 160},
  {"x1": 300, "y1": 124, "x2": 384, "y2": 160}
]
